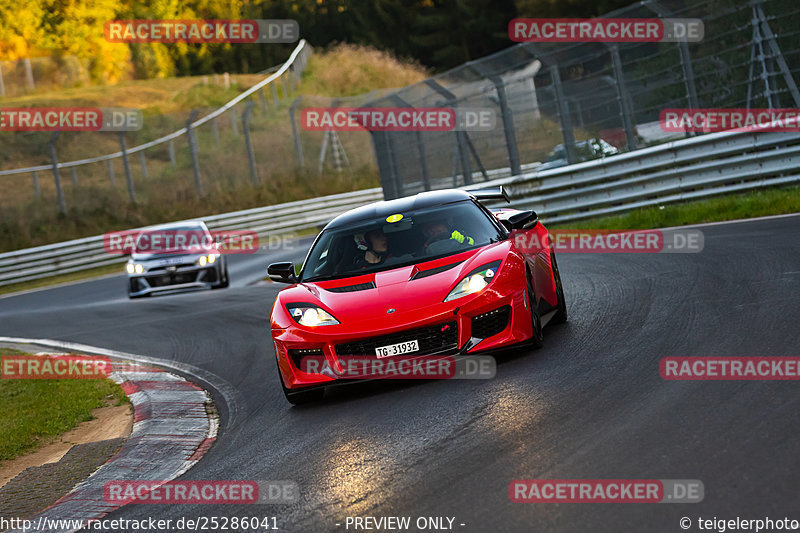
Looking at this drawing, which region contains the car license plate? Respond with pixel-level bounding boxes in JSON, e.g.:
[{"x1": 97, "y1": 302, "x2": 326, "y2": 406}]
[{"x1": 376, "y1": 340, "x2": 419, "y2": 358}]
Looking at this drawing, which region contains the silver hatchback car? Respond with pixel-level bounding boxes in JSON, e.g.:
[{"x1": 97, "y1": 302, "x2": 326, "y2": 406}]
[{"x1": 125, "y1": 221, "x2": 229, "y2": 298}]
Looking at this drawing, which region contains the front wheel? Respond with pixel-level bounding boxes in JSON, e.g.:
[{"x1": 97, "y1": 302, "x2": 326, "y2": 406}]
[
  {"x1": 527, "y1": 277, "x2": 543, "y2": 349},
  {"x1": 550, "y1": 250, "x2": 568, "y2": 324},
  {"x1": 213, "y1": 265, "x2": 229, "y2": 289}
]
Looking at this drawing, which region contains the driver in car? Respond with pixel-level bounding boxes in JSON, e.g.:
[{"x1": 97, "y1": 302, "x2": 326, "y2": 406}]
[
  {"x1": 421, "y1": 221, "x2": 475, "y2": 252},
  {"x1": 354, "y1": 229, "x2": 393, "y2": 267}
]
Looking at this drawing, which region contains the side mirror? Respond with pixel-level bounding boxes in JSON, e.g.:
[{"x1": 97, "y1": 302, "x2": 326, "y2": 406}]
[
  {"x1": 267, "y1": 262, "x2": 297, "y2": 283},
  {"x1": 507, "y1": 210, "x2": 538, "y2": 230}
]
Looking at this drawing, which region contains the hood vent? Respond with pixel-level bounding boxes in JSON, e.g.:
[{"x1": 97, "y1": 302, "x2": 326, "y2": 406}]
[
  {"x1": 324, "y1": 281, "x2": 376, "y2": 293},
  {"x1": 411, "y1": 261, "x2": 463, "y2": 280}
]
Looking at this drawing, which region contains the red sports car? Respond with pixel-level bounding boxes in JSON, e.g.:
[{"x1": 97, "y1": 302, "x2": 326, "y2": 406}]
[{"x1": 268, "y1": 188, "x2": 567, "y2": 404}]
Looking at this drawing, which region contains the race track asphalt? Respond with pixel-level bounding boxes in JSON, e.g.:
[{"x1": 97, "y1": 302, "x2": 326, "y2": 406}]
[{"x1": 1, "y1": 216, "x2": 798, "y2": 532}]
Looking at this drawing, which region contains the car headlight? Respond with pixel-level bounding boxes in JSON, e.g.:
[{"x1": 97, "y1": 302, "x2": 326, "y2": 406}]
[
  {"x1": 444, "y1": 261, "x2": 501, "y2": 302},
  {"x1": 198, "y1": 254, "x2": 217, "y2": 266},
  {"x1": 126, "y1": 263, "x2": 135, "y2": 274},
  {"x1": 128, "y1": 263, "x2": 144, "y2": 274},
  {"x1": 287, "y1": 304, "x2": 340, "y2": 326}
]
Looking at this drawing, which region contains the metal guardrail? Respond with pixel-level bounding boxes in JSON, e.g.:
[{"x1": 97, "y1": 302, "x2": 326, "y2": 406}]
[
  {"x1": 490, "y1": 127, "x2": 800, "y2": 224},
  {"x1": 2, "y1": 123, "x2": 799, "y2": 287},
  {"x1": 0, "y1": 188, "x2": 383, "y2": 286}
]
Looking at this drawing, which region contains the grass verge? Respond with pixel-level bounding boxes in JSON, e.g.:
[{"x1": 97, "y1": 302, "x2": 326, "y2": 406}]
[
  {"x1": 550, "y1": 185, "x2": 800, "y2": 230},
  {"x1": 0, "y1": 348, "x2": 129, "y2": 462}
]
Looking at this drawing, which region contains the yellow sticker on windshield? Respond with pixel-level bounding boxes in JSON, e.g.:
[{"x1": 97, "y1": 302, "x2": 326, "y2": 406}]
[{"x1": 386, "y1": 214, "x2": 403, "y2": 223}]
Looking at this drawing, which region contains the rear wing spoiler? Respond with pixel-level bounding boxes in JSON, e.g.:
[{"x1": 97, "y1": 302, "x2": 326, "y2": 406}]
[{"x1": 470, "y1": 186, "x2": 510, "y2": 204}]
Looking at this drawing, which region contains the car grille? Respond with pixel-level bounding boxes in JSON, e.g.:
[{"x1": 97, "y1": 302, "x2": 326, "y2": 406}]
[
  {"x1": 146, "y1": 272, "x2": 199, "y2": 287},
  {"x1": 335, "y1": 321, "x2": 458, "y2": 357},
  {"x1": 471, "y1": 306, "x2": 511, "y2": 339}
]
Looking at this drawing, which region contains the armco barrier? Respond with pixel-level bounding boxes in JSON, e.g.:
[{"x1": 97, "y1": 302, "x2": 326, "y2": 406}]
[
  {"x1": 2, "y1": 124, "x2": 799, "y2": 287},
  {"x1": 0, "y1": 188, "x2": 382, "y2": 287}
]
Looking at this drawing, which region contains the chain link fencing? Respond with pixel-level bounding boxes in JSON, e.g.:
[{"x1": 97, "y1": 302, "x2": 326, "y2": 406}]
[{"x1": 348, "y1": 0, "x2": 800, "y2": 199}]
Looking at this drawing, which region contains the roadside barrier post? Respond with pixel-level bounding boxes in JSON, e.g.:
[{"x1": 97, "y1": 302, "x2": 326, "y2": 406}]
[
  {"x1": 139, "y1": 150, "x2": 148, "y2": 180},
  {"x1": 187, "y1": 110, "x2": 204, "y2": 197},
  {"x1": 107, "y1": 159, "x2": 116, "y2": 186},
  {"x1": 230, "y1": 108, "x2": 239, "y2": 137},
  {"x1": 259, "y1": 88, "x2": 268, "y2": 111},
  {"x1": 289, "y1": 96, "x2": 304, "y2": 167},
  {"x1": 48, "y1": 132, "x2": 67, "y2": 214},
  {"x1": 211, "y1": 118, "x2": 220, "y2": 146},
  {"x1": 118, "y1": 132, "x2": 137, "y2": 204},
  {"x1": 608, "y1": 44, "x2": 638, "y2": 152},
  {"x1": 168, "y1": 139, "x2": 176, "y2": 167},
  {"x1": 242, "y1": 101, "x2": 259, "y2": 185},
  {"x1": 70, "y1": 166, "x2": 78, "y2": 186}
]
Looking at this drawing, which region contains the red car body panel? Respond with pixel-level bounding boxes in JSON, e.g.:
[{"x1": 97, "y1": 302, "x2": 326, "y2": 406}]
[{"x1": 270, "y1": 202, "x2": 559, "y2": 392}]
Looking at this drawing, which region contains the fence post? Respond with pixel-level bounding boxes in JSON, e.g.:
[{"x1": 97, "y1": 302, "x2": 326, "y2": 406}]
[
  {"x1": 168, "y1": 139, "x2": 176, "y2": 166},
  {"x1": 23, "y1": 58, "x2": 35, "y2": 91},
  {"x1": 139, "y1": 150, "x2": 148, "y2": 180},
  {"x1": 48, "y1": 133, "x2": 66, "y2": 214},
  {"x1": 259, "y1": 88, "x2": 268, "y2": 111},
  {"x1": 423, "y1": 79, "x2": 473, "y2": 185},
  {"x1": 289, "y1": 96, "x2": 304, "y2": 167},
  {"x1": 70, "y1": 166, "x2": 78, "y2": 186},
  {"x1": 33, "y1": 170, "x2": 40, "y2": 199},
  {"x1": 282, "y1": 72, "x2": 290, "y2": 98},
  {"x1": 491, "y1": 77, "x2": 520, "y2": 176},
  {"x1": 186, "y1": 111, "x2": 204, "y2": 197},
  {"x1": 211, "y1": 118, "x2": 220, "y2": 146},
  {"x1": 550, "y1": 65, "x2": 578, "y2": 165},
  {"x1": 608, "y1": 44, "x2": 637, "y2": 151},
  {"x1": 118, "y1": 132, "x2": 137, "y2": 204},
  {"x1": 242, "y1": 101, "x2": 259, "y2": 185},
  {"x1": 107, "y1": 159, "x2": 116, "y2": 186},
  {"x1": 389, "y1": 94, "x2": 430, "y2": 191},
  {"x1": 230, "y1": 108, "x2": 239, "y2": 137}
]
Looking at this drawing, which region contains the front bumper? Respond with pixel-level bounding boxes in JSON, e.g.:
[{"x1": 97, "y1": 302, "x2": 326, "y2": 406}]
[
  {"x1": 273, "y1": 285, "x2": 534, "y2": 391},
  {"x1": 127, "y1": 263, "x2": 223, "y2": 297}
]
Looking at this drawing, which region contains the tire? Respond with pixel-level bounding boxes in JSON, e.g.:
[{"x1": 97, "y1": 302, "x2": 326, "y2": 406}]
[
  {"x1": 213, "y1": 265, "x2": 229, "y2": 289},
  {"x1": 549, "y1": 250, "x2": 568, "y2": 324},
  {"x1": 275, "y1": 356, "x2": 324, "y2": 405},
  {"x1": 527, "y1": 275, "x2": 544, "y2": 349}
]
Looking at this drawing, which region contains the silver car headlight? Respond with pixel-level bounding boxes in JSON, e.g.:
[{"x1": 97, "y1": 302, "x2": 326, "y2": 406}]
[
  {"x1": 444, "y1": 261, "x2": 501, "y2": 302},
  {"x1": 287, "y1": 304, "x2": 340, "y2": 326},
  {"x1": 127, "y1": 263, "x2": 144, "y2": 274},
  {"x1": 198, "y1": 254, "x2": 218, "y2": 266}
]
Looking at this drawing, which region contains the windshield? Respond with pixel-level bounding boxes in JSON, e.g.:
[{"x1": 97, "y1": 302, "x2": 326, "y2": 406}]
[
  {"x1": 134, "y1": 225, "x2": 212, "y2": 256},
  {"x1": 300, "y1": 201, "x2": 505, "y2": 282}
]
